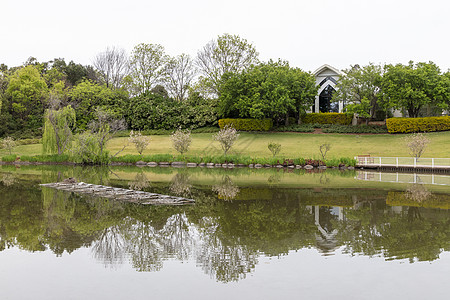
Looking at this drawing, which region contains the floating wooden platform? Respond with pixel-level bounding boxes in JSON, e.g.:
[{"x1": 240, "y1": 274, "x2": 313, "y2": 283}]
[{"x1": 40, "y1": 182, "x2": 195, "y2": 205}]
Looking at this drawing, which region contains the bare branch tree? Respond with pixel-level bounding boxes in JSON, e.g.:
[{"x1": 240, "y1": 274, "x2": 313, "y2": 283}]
[
  {"x1": 196, "y1": 33, "x2": 259, "y2": 97},
  {"x1": 128, "y1": 43, "x2": 168, "y2": 95},
  {"x1": 93, "y1": 46, "x2": 129, "y2": 89},
  {"x1": 404, "y1": 133, "x2": 430, "y2": 160},
  {"x1": 164, "y1": 54, "x2": 196, "y2": 101}
]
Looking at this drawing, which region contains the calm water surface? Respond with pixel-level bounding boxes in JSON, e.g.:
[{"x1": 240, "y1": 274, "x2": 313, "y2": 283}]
[{"x1": 0, "y1": 165, "x2": 449, "y2": 300}]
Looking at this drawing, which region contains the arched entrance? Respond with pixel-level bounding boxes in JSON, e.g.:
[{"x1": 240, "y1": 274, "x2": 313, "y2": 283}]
[{"x1": 319, "y1": 85, "x2": 338, "y2": 113}]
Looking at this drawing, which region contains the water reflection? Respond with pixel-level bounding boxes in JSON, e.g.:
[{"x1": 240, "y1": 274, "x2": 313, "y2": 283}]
[
  {"x1": 128, "y1": 172, "x2": 150, "y2": 191},
  {"x1": 0, "y1": 167, "x2": 450, "y2": 283},
  {"x1": 0, "y1": 173, "x2": 16, "y2": 187},
  {"x1": 169, "y1": 172, "x2": 192, "y2": 197},
  {"x1": 212, "y1": 175, "x2": 240, "y2": 201},
  {"x1": 405, "y1": 183, "x2": 432, "y2": 203}
]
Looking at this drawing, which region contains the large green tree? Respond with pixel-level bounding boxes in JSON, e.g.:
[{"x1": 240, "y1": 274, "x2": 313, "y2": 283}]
[
  {"x1": 196, "y1": 33, "x2": 259, "y2": 97},
  {"x1": 333, "y1": 63, "x2": 383, "y2": 119},
  {"x1": 380, "y1": 61, "x2": 449, "y2": 118},
  {"x1": 69, "y1": 80, "x2": 128, "y2": 130},
  {"x1": 6, "y1": 65, "x2": 48, "y2": 125},
  {"x1": 219, "y1": 60, "x2": 318, "y2": 124}
]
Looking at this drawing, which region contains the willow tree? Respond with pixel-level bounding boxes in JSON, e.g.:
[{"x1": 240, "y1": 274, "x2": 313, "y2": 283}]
[{"x1": 42, "y1": 105, "x2": 76, "y2": 155}]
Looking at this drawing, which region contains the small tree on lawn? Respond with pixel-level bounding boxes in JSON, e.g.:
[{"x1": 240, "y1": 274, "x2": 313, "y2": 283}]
[
  {"x1": 319, "y1": 143, "x2": 331, "y2": 160},
  {"x1": 129, "y1": 130, "x2": 151, "y2": 155},
  {"x1": 268, "y1": 142, "x2": 281, "y2": 157},
  {"x1": 404, "y1": 133, "x2": 430, "y2": 161},
  {"x1": 170, "y1": 128, "x2": 192, "y2": 155},
  {"x1": 213, "y1": 125, "x2": 239, "y2": 156},
  {"x1": 2, "y1": 137, "x2": 16, "y2": 155}
]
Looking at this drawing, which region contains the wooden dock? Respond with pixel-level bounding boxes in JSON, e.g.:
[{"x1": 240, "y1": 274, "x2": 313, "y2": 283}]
[{"x1": 40, "y1": 182, "x2": 195, "y2": 205}]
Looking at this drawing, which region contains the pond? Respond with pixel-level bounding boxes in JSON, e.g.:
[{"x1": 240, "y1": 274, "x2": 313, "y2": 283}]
[{"x1": 0, "y1": 165, "x2": 449, "y2": 299}]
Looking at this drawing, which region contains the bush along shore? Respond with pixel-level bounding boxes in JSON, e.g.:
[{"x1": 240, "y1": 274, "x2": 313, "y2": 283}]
[{"x1": 0, "y1": 154, "x2": 356, "y2": 170}]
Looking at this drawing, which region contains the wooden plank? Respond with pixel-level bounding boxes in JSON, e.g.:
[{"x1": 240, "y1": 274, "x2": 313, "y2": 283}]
[{"x1": 40, "y1": 182, "x2": 195, "y2": 206}]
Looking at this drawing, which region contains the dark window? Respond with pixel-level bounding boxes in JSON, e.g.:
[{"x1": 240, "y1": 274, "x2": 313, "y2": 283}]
[{"x1": 319, "y1": 85, "x2": 337, "y2": 113}]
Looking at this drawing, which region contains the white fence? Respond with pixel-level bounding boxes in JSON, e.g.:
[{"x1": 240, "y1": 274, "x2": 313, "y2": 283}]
[
  {"x1": 356, "y1": 171, "x2": 450, "y2": 186},
  {"x1": 355, "y1": 157, "x2": 450, "y2": 169}
]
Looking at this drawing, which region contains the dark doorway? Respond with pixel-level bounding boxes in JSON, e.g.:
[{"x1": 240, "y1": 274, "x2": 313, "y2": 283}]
[{"x1": 319, "y1": 85, "x2": 338, "y2": 113}]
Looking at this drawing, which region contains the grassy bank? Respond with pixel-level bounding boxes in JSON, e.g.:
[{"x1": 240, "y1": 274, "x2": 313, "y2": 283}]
[{"x1": 1, "y1": 131, "x2": 450, "y2": 159}]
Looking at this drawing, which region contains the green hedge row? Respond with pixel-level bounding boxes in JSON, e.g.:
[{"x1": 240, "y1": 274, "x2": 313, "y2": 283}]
[
  {"x1": 386, "y1": 116, "x2": 450, "y2": 133},
  {"x1": 218, "y1": 119, "x2": 273, "y2": 131},
  {"x1": 302, "y1": 113, "x2": 353, "y2": 125}
]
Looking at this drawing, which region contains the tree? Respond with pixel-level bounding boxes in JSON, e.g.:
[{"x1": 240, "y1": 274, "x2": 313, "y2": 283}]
[
  {"x1": 42, "y1": 92, "x2": 76, "y2": 155},
  {"x1": 380, "y1": 61, "x2": 449, "y2": 118},
  {"x1": 164, "y1": 54, "x2": 196, "y2": 101},
  {"x1": 6, "y1": 65, "x2": 48, "y2": 122},
  {"x1": 1, "y1": 137, "x2": 16, "y2": 155},
  {"x1": 219, "y1": 60, "x2": 317, "y2": 124},
  {"x1": 72, "y1": 109, "x2": 126, "y2": 164},
  {"x1": 170, "y1": 128, "x2": 192, "y2": 154},
  {"x1": 267, "y1": 142, "x2": 281, "y2": 157},
  {"x1": 404, "y1": 133, "x2": 430, "y2": 160},
  {"x1": 93, "y1": 46, "x2": 129, "y2": 89},
  {"x1": 128, "y1": 43, "x2": 168, "y2": 95},
  {"x1": 129, "y1": 130, "x2": 150, "y2": 155},
  {"x1": 333, "y1": 64, "x2": 383, "y2": 119},
  {"x1": 213, "y1": 125, "x2": 239, "y2": 155},
  {"x1": 69, "y1": 80, "x2": 128, "y2": 129},
  {"x1": 196, "y1": 33, "x2": 259, "y2": 97}
]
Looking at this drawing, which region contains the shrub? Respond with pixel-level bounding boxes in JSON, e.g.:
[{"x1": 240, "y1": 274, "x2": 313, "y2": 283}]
[
  {"x1": 322, "y1": 124, "x2": 388, "y2": 133},
  {"x1": 302, "y1": 113, "x2": 353, "y2": 125},
  {"x1": 274, "y1": 124, "x2": 314, "y2": 132},
  {"x1": 386, "y1": 116, "x2": 450, "y2": 133},
  {"x1": 1, "y1": 155, "x2": 17, "y2": 162},
  {"x1": 20, "y1": 154, "x2": 71, "y2": 163},
  {"x1": 218, "y1": 118, "x2": 273, "y2": 131}
]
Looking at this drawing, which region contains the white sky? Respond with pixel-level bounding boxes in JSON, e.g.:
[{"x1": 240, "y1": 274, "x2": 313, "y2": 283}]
[{"x1": 2, "y1": 0, "x2": 449, "y2": 73}]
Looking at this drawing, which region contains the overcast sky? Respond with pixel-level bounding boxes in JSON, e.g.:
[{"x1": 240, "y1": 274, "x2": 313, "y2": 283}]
[{"x1": 2, "y1": 0, "x2": 449, "y2": 73}]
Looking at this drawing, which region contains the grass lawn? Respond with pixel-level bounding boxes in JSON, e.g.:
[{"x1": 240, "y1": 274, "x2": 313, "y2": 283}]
[{"x1": 2, "y1": 131, "x2": 449, "y2": 159}]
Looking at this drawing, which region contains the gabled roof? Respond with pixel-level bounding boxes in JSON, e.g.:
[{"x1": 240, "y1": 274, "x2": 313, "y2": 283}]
[{"x1": 313, "y1": 64, "x2": 342, "y2": 76}]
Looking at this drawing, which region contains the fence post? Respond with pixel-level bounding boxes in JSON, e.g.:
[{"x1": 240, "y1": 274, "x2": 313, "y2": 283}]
[
  {"x1": 432, "y1": 158, "x2": 434, "y2": 169},
  {"x1": 396, "y1": 157, "x2": 399, "y2": 168},
  {"x1": 379, "y1": 157, "x2": 382, "y2": 167},
  {"x1": 414, "y1": 157, "x2": 416, "y2": 168},
  {"x1": 365, "y1": 157, "x2": 367, "y2": 165}
]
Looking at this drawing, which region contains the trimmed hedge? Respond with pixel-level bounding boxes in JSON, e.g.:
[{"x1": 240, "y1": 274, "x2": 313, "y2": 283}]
[
  {"x1": 218, "y1": 119, "x2": 273, "y2": 131},
  {"x1": 302, "y1": 113, "x2": 353, "y2": 125},
  {"x1": 386, "y1": 116, "x2": 450, "y2": 133}
]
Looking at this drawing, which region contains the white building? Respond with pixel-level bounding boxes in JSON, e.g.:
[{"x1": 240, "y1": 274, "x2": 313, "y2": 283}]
[{"x1": 311, "y1": 64, "x2": 343, "y2": 113}]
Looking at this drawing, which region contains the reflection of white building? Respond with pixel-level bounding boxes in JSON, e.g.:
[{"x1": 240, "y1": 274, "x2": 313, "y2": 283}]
[
  {"x1": 311, "y1": 64, "x2": 343, "y2": 113},
  {"x1": 307, "y1": 205, "x2": 345, "y2": 254}
]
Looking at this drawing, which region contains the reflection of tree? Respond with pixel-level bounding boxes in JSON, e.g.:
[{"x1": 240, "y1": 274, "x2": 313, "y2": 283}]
[
  {"x1": 212, "y1": 176, "x2": 240, "y2": 201},
  {"x1": 0, "y1": 173, "x2": 16, "y2": 186},
  {"x1": 128, "y1": 172, "x2": 150, "y2": 191},
  {"x1": 2, "y1": 172, "x2": 450, "y2": 283},
  {"x1": 336, "y1": 201, "x2": 450, "y2": 263},
  {"x1": 405, "y1": 184, "x2": 432, "y2": 203},
  {"x1": 169, "y1": 173, "x2": 192, "y2": 197},
  {"x1": 196, "y1": 216, "x2": 258, "y2": 282},
  {"x1": 92, "y1": 225, "x2": 127, "y2": 267}
]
